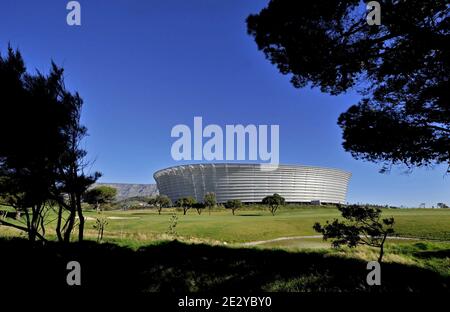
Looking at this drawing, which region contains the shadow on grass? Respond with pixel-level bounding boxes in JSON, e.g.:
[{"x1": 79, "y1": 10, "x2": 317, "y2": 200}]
[
  {"x1": 237, "y1": 214, "x2": 265, "y2": 217},
  {"x1": 0, "y1": 237, "x2": 448, "y2": 293},
  {"x1": 414, "y1": 249, "x2": 450, "y2": 259}
]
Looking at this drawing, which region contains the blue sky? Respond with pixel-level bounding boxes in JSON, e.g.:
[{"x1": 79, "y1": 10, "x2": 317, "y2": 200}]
[{"x1": 1, "y1": 0, "x2": 449, "y2": 207}]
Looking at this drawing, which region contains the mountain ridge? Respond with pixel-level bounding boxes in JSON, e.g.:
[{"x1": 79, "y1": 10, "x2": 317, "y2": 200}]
[{"x1": 92, "y1": 183, "x2": 158, "y2": 200}]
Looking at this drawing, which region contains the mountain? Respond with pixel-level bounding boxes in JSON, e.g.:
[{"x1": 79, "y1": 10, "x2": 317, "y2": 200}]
[{"x1": 92, "y1": 183, "x2": 158, "y2": 200}]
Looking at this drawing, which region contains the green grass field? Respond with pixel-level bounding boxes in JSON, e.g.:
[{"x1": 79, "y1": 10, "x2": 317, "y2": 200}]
[
  {"x1": 2, "y1": 205, "x2": 450, "y2": 244},
  {"x1": 1, "y1": 205, "x2": 450, "y2": 291},
  {"x1": 84, "y1": 206, "x2": 450, "y2": 243}
]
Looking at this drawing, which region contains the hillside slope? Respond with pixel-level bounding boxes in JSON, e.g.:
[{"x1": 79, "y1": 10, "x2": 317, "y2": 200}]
[{"x1": 93, "y1": 183, "x2": 158, "y2": 200}]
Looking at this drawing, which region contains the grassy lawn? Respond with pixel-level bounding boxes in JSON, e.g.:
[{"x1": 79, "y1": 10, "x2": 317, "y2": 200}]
[
  {"x1": 82, "y1": 206, "x2": 450, "y2": 243},
  {"x1": 1, "y1": 205, "x2": 449, "y2": 292},
  {"x1": 1, "y1": 205, "x2": 450, "y2": 244}
]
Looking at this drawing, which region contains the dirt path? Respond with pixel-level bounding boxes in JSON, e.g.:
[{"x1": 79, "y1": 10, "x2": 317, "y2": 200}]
[
  {"x1": 76, "y1": 216, "x2": 140, "y2": 221},
  {"x1": 241, "y1": 235, "x2": 422, "y2": 246}
]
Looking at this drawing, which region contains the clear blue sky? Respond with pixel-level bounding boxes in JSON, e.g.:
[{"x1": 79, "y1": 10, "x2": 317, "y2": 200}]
[{"x1": 1, "y1": 0, "x2": 449, "y2": 207}]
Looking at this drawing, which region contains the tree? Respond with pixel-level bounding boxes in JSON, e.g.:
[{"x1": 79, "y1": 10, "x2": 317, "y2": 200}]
[
  {"x1": 175, "y1": 196, "x2": 196, "y2": 215},
  {"x1": 203, "y1": 192, "x2": 216, "y2": 215},
  {"x1": 84, "y1": 186, "x2": 117, "y2": 212},
  {"x1": 53, "y1": 86, "x2": 100, "y2": 242},
  {"x1": 0, "y1": 47, "x2": 65, "y2": 241},
  {"x1": 193, "y1": 202, "x2": 205, "y2": 215},
  {"x1": 93, "y1": 214, "x2": 108, "y2": 243},
  {"x1": 437, "y1": 202, "x2": 449, "y2": 208},
  {"x1": 313, "y1": 205, "x2": 395, "y2": 263},
  {"x1": 166, "y1": 214, "x2": 178, "y2": 237},
  {"x1": 0, "y1": 46, "x2": 99, "y2": 242},
  {"x1": 148, "y1": 197, "x2": 156, "y2": 206},
  {"x1": 262, "y1": 193, "x2": 285, "y2": 216},
  {"x1": 247, "y1": 0, "x2": 449, "y2": 173},
  {"x1": 150, "y1": 195, "x2": 172, "y2": 215},
  {"x1": 224, "y1": 199, "x2": 243, "y2": 215}
]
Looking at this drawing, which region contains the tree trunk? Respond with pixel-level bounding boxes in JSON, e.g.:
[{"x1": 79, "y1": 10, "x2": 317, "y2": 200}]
[
  {"x1": 28, "y1": 205, "x2": 41, "y2": 242},
  {"x1": 56, "y1": 205, "x2": 64, "y2": 242},
  {"x1": 28, "y1": 230, "x2": 36, "y2": 242},
  {"x1": 63, "y1": 196, "x2": 76, "y2": 243},
  {"x1": 378, "y1": 233, "x2": 388, "y2": 263},
  {"x1": 28, "y1": 212, "x2": 37, "y2": 242},
  {"x1": 76, "y1": 194, "x2": 84, "y2": 242},
  {"x1": 271, "y1": 206, "x2": 277, "y2": 216},
  {"x1": 378, "y1": 245, "x2": 384, "y2": 263},
  {"x1": 100, "y1": 226, "x2": 104, "y2": 242},
  {"x1": 63, "y1": 211, "x2": 76, "y2": 243}
]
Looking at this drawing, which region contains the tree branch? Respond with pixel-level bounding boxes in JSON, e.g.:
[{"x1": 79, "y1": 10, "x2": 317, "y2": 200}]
[
  {"x1": 0, "y1": 219, "x2": 47, "y2": 241},
  {"x1": 427, "y1": 125, "x2": 450, "y2": 133}
]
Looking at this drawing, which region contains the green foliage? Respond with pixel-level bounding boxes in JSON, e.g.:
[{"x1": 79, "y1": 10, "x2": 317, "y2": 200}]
[
  {"x1": 84, "y1": 186, "x2": 117, "y2": 211},
  {"x1": 203, "y1": 192, "x2": 216, "y2": 206},
  {"x1": 166, "y1": 214, "x2": 178, "y2": 237},
  {"x1": 262, "y1": 193, "x2": 285, "y2": 215},
  {"x1": 247, "y1": 0, "x2": 449, "y2": 172},
  {"x1": 93, "y1": 215, "x2": 108, "y2": 243},
  {"x1": 203, "y1": 192, "x2": 216, "y2": 215},
  {"x1": 175, "y1": 196, "x2": 196, "y2": 207},
  {"x1": 149, "y1": 195, "x2": 172, "y2": 214},
  {"x1": 313, "y1": 205, "x2": 395, "y2": 263},
  {"x1": 175, "y1": 196, "x2": 197, "y2": 215},
  {"x1": 224, "y1": 199, "x2": 243, "y2": 215},
  {"x1": 115, "y1": 196, "x2": 150, "y2": 210},
  {"x1": 193, "y1": 202, "x2": 206, "y2": 215},
  {"x1": 157, "y1": 195, "x2": 172, "y2": 208}
]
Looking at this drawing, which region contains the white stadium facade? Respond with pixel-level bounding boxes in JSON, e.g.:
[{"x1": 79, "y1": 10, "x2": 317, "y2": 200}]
[{"x1": 154, "y1": 163, "x2": 351, "y2": 204}]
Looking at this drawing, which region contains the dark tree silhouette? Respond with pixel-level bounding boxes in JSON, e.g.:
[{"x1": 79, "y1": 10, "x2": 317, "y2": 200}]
[
  {"x1": 0, "y1": 46, "x2": 99, "y2": 242},
  {"x1": 247, "y1": 0, "x2": 449, "y2": 172},
  {"x1": 0, "y1": 47, "x2": 66, "y2": 241},
  {"x1": 193, "y1": 202, "x2": 205, "y2": 215},
  {"x1": 54, "y1": 86, "x2": 101, "y2": 242},
  {"x1": 313, "y1": 205, "x2": 395, "y2": 263}
]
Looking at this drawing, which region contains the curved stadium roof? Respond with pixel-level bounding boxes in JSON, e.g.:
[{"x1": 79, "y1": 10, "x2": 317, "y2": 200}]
[{"x1": 154, "y1": 163, "x2": 351, "y2": 204}]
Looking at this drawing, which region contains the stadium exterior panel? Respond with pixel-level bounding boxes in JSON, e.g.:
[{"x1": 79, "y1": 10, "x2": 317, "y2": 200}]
[{"x1": 153, "y1": 163, "x2": 351, "y2": 204}]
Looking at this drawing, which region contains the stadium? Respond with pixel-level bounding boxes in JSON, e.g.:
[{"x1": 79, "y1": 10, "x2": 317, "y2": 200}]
[{"x1": 154, "y1": 163, "x2": 351, "y2": 204}]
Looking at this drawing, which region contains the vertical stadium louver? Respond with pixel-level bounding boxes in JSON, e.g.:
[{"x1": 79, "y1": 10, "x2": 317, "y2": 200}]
[{"x1": 154, "y1": 163, "x2": 351, "y2": 204}]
